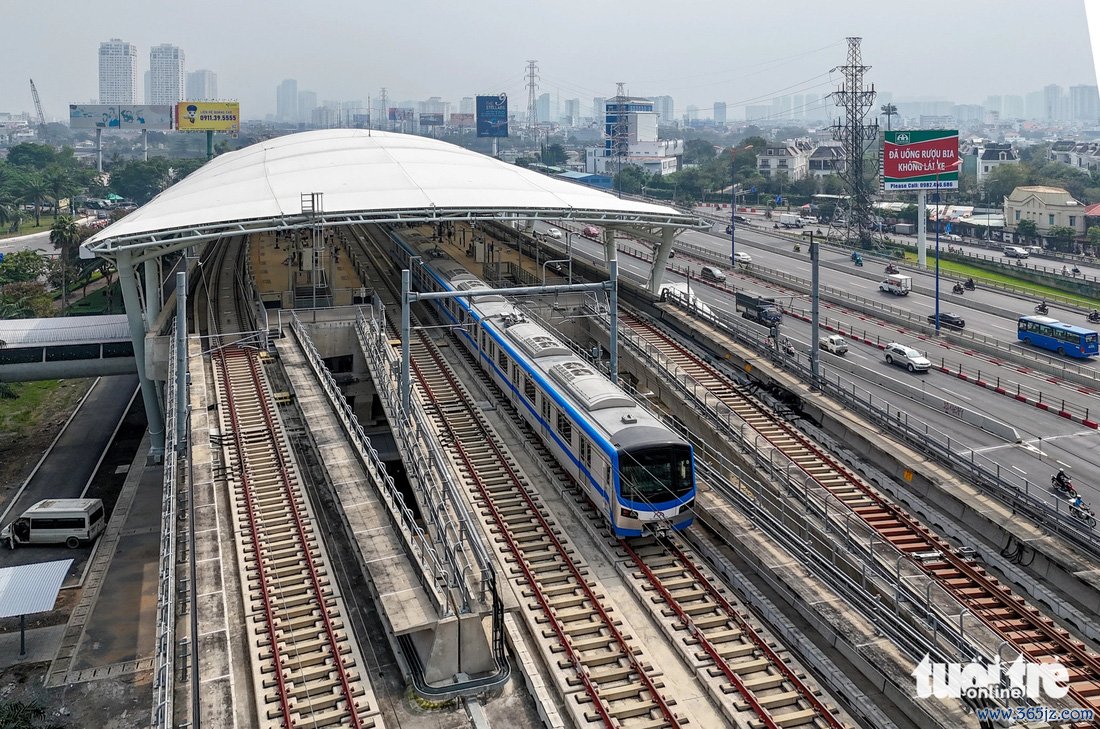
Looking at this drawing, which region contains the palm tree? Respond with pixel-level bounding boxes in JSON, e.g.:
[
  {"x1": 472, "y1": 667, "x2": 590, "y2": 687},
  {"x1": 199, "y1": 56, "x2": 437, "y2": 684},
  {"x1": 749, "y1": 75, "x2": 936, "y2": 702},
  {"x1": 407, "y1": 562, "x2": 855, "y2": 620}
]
[
  {"x1": 22, "y1": 174, "x2": 48, "y2": 227},
  {"x1": 50, "y1": 215, "x2": 79, "y2": 311},
  {"x1": 45, "y1": 167, "x2": 74, "y2": 218}
]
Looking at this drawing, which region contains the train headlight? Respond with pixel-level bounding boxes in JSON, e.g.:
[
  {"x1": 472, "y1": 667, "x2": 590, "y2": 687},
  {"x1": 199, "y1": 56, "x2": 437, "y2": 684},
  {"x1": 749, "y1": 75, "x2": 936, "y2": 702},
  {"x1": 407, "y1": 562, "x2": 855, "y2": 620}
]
[{"x1": 620, "y1": 508, "x2": 639, "y2": 520}]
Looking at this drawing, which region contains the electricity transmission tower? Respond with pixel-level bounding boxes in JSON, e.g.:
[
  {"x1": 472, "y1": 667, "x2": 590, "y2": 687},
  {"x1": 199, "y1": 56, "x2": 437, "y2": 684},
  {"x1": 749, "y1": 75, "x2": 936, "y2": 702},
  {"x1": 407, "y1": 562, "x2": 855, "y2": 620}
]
[
  {"x1": 379, "y1": 88, "x2": 388, "y2": 130},
  {"x1": 612, "y1": 82, "x2": 630, "y2": 197},
  {"x1": 525, "y1": 60, "x2": 539, "y2": 134},
  {"x1": 828, "y1": 37, "x2": 880, "y2": 248}
]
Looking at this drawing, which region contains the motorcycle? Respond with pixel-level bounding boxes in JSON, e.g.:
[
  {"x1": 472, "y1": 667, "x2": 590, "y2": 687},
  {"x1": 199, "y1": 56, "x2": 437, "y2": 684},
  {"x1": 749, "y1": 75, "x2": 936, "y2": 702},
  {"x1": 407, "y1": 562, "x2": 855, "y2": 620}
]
[
  {"x1": 964, "y1": 280, "x2": 976, "y2": 291},
  {"x1": 1052, "y1": 475, "x2": 1078, "y2": 498},
  {"x1": 1035, "y1": 303, "x2": 1049, "y2": 315},
  {"x1": 1069, "y1": 501, "x2": 1097, "y2": 528},
  {"x1": 1089, "y1": 311, "x2": 1100, "y2": 324},
  {"x1": 885, "y1": 264, "x2": 899, "y2": 275},
  {"x1": 781, "y1": 338, "x2": 796, "y2": 357},
  {"x1": 952, "y1": 283, "x2": 965, "y2": 295}
]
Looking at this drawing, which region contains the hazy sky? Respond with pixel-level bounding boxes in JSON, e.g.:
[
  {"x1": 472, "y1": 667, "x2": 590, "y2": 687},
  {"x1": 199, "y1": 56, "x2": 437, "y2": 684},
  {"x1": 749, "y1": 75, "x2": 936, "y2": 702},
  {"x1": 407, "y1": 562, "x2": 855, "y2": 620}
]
[{"x1": 3, "y1": 0, "x2": 1097, "y2": 122}]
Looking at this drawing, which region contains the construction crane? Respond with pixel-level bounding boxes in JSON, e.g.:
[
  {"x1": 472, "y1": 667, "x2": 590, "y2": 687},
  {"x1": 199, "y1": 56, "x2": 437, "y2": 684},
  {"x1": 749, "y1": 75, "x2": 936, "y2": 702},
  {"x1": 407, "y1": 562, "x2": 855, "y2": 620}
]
[{"x1": 29, "y1": 78, "x2": 46, "y2": 138}]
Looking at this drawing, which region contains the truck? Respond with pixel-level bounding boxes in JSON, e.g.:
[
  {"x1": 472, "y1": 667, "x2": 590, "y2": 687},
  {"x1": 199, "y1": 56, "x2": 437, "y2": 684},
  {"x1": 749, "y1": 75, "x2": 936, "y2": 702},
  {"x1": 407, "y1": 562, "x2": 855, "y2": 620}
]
[
  {"x1": 894, "y1": 223, "x2": 915, "y2": 235},
  {"x1": 879, "y1": 273, "x2": 912, "y2": 296},
  {"x1": 735, "y1": 291, "x2": 783, "y2": 326},
  {"x1": 779, "y1": 213, "x2": 802, "y2": 228}
]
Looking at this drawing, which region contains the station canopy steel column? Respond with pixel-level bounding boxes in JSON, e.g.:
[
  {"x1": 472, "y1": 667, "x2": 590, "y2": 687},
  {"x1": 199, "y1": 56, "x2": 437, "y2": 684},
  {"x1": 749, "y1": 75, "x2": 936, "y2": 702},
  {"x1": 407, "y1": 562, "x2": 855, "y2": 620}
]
[{"x1": 81, "y1": 130, "x2": 708, "y2": 453}]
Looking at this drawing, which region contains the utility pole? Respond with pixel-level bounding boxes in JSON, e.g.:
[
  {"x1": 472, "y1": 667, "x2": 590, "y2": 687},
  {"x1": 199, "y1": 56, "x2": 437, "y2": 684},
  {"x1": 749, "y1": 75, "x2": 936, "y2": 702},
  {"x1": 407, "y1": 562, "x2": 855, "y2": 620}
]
[
  {"x1": 525, "y1": 60, "x2": 539, "y2": 134},
  {"x1": 829, "y1": 37, "x2": 879, "y2": 249},
  {"x1": 379, "y1": 88, "x2": 388, "y2": 131}
]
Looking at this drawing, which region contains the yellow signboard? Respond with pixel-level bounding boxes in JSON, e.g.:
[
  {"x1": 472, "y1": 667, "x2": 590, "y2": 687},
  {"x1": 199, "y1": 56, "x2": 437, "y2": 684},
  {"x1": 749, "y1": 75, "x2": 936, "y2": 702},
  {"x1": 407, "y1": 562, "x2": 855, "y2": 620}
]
[{"x1": 175, "y1": 101, "x2": 240, "y2": 132}]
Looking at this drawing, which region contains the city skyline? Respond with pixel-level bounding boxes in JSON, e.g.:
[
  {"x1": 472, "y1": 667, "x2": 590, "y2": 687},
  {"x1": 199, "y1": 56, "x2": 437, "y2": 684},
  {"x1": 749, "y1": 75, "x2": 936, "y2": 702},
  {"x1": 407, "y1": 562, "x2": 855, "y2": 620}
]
[{"x1": 2, "y1": 1, "x2": 1097, "y2": 123}]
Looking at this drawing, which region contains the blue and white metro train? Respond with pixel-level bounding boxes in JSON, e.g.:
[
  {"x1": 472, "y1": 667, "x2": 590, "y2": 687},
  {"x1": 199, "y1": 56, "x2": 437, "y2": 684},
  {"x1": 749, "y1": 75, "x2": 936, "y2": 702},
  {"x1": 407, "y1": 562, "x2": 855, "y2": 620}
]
[{"x1": 387, "y1": 230, "x2": 695, "y2": 537}]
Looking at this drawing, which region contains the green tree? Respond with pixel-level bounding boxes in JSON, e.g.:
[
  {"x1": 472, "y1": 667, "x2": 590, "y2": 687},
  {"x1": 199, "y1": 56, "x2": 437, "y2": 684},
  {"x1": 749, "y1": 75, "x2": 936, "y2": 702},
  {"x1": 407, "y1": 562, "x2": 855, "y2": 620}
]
[
  {"x1": 49, "y1": 215, "x2": 80, "y2": 310},
  {"x1": 0, "y1": 250, "x2": 46, "y2": 284},
  {"x1": 683, "y1": 139, "x2": 717, "y2": 165},
  {"x1": 22, "y1": 174, "x2": 48, "y2": 227},
  {"x1": 5, "y1": 143, "x2": 58, "y2": 169},
  {"x1": 541, "y1": 143, "x2": 567, "y2": 166},
  {"x1": 1087, "y1": 225, "x2": 1100, "y2": 249},
  {"x1": 614, "y1": 165, "x2": 650, "y2": 195},
  {"x1": 1047, "y1": 225, "x2": 1078, "y2": 252},
  {"x1": 44, "y1": 167, "x2": 74, "y2": 218},
  {"x1": 1016, "y1": 218, "x2": 1038, "y2": 241},
  {"x1": 108, "y1": 159, "x2": 171, "y2": 203},
  {"x1": 897, "y1": 204, "x2": 918, "y2": 224},
  {"x1": 0, "y1": 280, "x2": 52, "y2": 318},
  {"x1": 984, "y1": 164, "x2": 1028, "y2": 205}
]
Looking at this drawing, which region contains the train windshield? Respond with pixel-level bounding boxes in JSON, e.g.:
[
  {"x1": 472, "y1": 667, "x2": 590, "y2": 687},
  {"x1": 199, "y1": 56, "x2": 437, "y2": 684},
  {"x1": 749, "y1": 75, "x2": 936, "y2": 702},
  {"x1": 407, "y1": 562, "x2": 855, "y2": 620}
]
[{"x1": 619, "y1": 445, "x2": 694, "y2": 505}]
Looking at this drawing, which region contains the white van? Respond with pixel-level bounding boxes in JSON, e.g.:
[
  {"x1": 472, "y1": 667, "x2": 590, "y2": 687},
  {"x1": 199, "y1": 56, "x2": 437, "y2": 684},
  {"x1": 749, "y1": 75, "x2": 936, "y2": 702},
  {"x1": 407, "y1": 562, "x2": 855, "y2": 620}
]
[
  {"x1": 700, "y1": 265, "x2": 727, "y2": 282},
  {"x1": 1003, "y1": 246, "x2": 1029, "y2": 259},
  {"x1": 2, "y1": 498, "x2": 106, "y2": 549}
]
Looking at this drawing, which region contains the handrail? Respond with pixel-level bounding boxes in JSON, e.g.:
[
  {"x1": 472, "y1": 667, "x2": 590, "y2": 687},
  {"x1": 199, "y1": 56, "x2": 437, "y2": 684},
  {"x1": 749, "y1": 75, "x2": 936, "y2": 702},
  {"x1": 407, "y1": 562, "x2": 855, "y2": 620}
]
[{"x1": 288, "y1": 311, "x2": 454, "y2": 615}]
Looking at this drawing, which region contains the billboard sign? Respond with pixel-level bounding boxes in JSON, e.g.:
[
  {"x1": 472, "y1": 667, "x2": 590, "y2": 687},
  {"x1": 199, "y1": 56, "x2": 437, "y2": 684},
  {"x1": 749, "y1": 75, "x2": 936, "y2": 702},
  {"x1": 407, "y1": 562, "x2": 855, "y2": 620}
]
[
  {"x1": 476, "y1": 93, "x2": 508, "y2": 137},
  {"x1": 175, "y1": 101, "x2": 240, "y2": 133},
  {"x1": 419, "y1": 113, "x2": 444, "y2": 126},
  {"x1": 388, "y1": 107, "x2": 414, "y2": 121},
  {"x1": 69, "y1": 104, "x2": 173, "y2": 130},
  {"x1": 882, "y1": 129, "x2": 959, "y2": 190},
  {"x1": 449, "y1": 113, "x2": 475, "y2": 128}
]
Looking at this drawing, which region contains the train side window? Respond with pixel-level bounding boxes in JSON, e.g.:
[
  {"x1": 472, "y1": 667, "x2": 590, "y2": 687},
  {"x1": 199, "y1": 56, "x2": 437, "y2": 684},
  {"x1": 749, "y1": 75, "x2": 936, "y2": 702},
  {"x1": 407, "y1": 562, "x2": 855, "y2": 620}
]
[
  {"x1": 556, "y1": 410, "x2": 573, "y2": 442},
  {"x1": 580, "y1": 439, "x2": 592, "y2": 468},
  {"x1": 498, "y1": 349, "x2": 507, "y2": 369},
  {"x1": 524, "y1": 376, "x2": 536, "y2": 402},
  {"x1": 512, "y1": 363, "x2": 520, "y2": 385},
  {"x1": 605, "y1": 464, "x2": 612, "y2": 487},
  {"x1": 541, "y1": 396, "x2": 550, "y2": 422}
]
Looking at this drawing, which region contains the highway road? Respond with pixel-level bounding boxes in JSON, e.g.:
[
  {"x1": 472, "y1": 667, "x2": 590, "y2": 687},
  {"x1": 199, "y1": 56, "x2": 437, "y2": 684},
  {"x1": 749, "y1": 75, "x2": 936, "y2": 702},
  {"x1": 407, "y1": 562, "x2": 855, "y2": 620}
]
[{"x1": 536, "y1": 220, "x2": 1100, "y2": 520}]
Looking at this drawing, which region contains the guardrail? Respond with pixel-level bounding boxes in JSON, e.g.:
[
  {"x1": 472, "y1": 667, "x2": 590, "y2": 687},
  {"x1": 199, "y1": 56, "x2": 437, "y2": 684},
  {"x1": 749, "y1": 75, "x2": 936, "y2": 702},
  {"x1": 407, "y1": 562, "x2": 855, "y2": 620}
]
[
  {"x1": 151, "y1": 333, "x2": 179, "y2": 729},
  {"x1": 287, "y1": 311, "x2": 454, "y2": 615},
  {"x1": 651, "y1": 288, "x2": 1100, "y2": 558}
]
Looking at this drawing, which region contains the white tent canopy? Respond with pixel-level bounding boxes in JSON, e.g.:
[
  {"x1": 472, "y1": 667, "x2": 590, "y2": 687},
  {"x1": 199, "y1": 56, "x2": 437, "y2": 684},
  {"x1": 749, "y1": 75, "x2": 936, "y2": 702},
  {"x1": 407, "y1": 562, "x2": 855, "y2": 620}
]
[{"x1": 82, "y1": 129, "x2": 703, "y2": 261}]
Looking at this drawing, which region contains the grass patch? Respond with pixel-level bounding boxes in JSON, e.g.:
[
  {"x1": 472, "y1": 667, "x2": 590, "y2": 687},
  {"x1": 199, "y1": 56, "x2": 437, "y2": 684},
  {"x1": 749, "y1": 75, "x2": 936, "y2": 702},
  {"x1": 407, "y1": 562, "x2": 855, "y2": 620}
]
[
  {"x1": 64, "y1": 282, "x2": 122, "y2": 315},
  {"x1": 0, "y1": 381, "x2": 68, "y2": 431},
  {"x1": 0, "y1": 219, "x2": 53, "y2": 239},
  {"x1": 901, "y1": 252, "x2": 1100, "y2": 309}
]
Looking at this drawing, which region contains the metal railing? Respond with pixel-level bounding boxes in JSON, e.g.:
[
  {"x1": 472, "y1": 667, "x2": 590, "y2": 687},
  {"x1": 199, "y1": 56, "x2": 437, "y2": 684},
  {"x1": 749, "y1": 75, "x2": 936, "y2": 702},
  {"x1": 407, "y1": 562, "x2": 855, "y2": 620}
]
[
  {"x1": 151, "y1": 329, "x2": 179, "y2": 729},
  {"x1": 287, "y1": 311, "x2": 454, "y2": 615},
  {"x1": 354, "y1": 305, "x2": 495, "y2": 613},
  {"x1": 650, "y1": 289, "x2": 1100, "y2": 557}
]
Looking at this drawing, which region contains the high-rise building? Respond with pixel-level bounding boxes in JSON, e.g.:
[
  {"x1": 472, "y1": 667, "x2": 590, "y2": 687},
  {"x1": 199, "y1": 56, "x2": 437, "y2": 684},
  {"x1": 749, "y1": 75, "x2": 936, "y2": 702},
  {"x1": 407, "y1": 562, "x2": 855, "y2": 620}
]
[
  {"x1": 1025, "y1": 91, "x2": 1044, "y2": 120},
  {"x1": 99, "y1": 38, "x2": 137, "y2": 104},
  {"x1": 149, "y1": 44, "x2": 186, "y2": 105},
  {"x1": 1002, "y1": 95, "x2": 1025, "y2": 119},
  {"x1": 277, "y1": 79, "x2": 298, "y2": 123},
  {"x1": 1070, "y1": 85, "x2": 1099, "y2": 122},
  {"x1": 186, "y1": 70, "x2": 218, "y2": 100},
  {"x1": 592, "y1": 97, "x2": 606, "y2": 120},
  {"x1": 713, "y1": 102, "x2": 727, "y2": 125},
  {"x1": 536, "y1": 93, "x2": 552, "y2": 123},
  {"x1": 563, "y1": 98, "x2": 580, "y2": 126},
  {"x1": 459, "y1": 97, "x2": 475, "y2": 114},
  {"x1": 983, "y1": 95, "x2": 1003, "y2": 117},
  {"x1": 1043, "y1": 84, "x2": 1065, "y2": 120},
  {"x1": 804, "y1": 93, "x2": 821, "y2": 120},
  {"x1": 298, "y1": 91, "x2": 318, "y2": 123},
  {"x1": 649, "y1": 95, "x2": 674, "y2": 123}
]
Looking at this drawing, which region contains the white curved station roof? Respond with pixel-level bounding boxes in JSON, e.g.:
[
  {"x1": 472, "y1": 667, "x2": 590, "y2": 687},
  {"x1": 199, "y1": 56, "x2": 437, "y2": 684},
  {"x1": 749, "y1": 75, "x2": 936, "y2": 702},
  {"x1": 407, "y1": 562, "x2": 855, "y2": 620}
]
[{"x1": 83, "y1": 129, "x2": 702, "y2": 259}]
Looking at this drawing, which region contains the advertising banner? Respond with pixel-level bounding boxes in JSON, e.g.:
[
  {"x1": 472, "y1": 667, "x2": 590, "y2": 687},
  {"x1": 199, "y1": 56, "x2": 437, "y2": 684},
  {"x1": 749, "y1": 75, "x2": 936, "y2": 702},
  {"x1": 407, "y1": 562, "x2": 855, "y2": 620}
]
[
  {"x1": 450, "y1": 113, "x2": 475, "y2": 127},
  {"x1": 175, "y1": 101, "x2": 240, "y2": 132},
  {"x1": 476, "y1": 94, "x2": 508, "y2": 138},
  {"x1": 882, "y1": 130, "x2": 959, "y2": 190},
  {"x1": 419, "y1": 113, "x2": 444, "y2": 126},
  {"x1": 388, "y1": 107, "x2": 414, "y2": 121},
  {"x1": 70, "y1": 104, "x2": 173, "y2": 130}
]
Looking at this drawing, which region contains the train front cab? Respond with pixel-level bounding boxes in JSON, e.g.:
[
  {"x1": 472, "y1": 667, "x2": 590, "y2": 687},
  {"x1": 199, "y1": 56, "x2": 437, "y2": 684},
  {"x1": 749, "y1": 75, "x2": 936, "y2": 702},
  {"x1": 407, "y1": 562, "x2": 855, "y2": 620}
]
[{"x1": 612, "y1": 439, "x2": 695, "y2": 537}]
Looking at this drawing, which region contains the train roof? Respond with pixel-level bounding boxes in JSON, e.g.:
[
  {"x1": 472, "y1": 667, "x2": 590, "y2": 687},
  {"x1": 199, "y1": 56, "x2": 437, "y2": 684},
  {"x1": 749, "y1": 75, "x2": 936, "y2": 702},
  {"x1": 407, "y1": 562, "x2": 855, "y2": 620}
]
[{"x1": 0, "y1": 315, "x2": 130, "y2": 348}]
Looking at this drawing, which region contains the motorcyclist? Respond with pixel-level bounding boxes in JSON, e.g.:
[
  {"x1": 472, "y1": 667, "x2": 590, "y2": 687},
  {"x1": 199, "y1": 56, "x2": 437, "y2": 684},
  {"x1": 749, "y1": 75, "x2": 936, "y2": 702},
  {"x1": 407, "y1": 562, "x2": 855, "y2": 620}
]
[
  {"x1": 1090, "y1": 309, "x2": 1100, "y2": 322},
  {"x1": 952, "y1": 282, "x2": 964, "y2": 294},
  {"x1": 965, "y1": 277, "x2": 975, "y2": 289},
  {"x1": 1036, "y1": 300, "x2": 1048, "y2": 313},
  {"x1": 1072, "y1": 494, "x2": 1084, "y2": 510},
  {"x1": 1055, "y1": 469, "x2": 1072, "y2": 490}
]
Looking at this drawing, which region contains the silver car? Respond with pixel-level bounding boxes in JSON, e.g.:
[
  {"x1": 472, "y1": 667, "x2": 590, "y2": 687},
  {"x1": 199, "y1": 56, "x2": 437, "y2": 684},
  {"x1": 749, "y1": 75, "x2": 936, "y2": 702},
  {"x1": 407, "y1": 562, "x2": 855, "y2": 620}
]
[{"x1": 884, "y1": 343, "x2": 931, "y2": 372}]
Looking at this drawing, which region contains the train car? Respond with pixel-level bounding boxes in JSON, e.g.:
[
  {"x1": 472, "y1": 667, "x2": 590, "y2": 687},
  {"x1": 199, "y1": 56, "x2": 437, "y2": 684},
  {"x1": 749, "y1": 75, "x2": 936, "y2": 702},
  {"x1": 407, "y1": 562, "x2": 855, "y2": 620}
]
[{"x1": 386, "y1": 230, "x2": 695, "y2": 537}]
